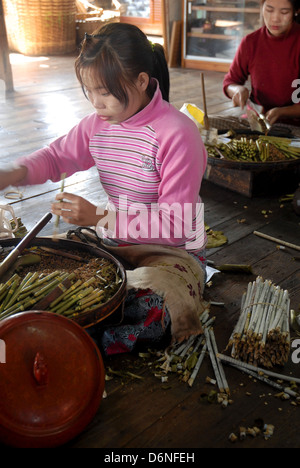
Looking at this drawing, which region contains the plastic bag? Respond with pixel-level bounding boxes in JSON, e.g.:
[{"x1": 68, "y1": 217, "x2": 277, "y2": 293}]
[
  {"x1": 0, "y1": 204, "x2": 19, "y2": 239},
  {"x1": 180, "y1": 103, "x2": 218, "y2": 145},
  {"x1": 180, "y1": 103, "x2": 204, "y2": 128}
]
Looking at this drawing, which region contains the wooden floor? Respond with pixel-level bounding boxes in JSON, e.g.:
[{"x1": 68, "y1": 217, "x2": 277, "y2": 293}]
[{"x1": 0, "y1": 53, "x2": 300, "y2": 450}]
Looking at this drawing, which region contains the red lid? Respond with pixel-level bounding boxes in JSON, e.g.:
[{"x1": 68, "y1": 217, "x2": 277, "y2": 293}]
[{"x1": 0, "y1": 311, "x2": 105, "y2": 448}]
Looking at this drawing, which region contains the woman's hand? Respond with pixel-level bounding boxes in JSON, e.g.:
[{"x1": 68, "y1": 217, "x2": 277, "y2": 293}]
[
  {"x1": 51, "y1": 192, "x2": 100, "y2": 226},
  {"x1": 226, "y1": 85, "x2": 249, "y2": 109},
  {"x1": 232, "y1": 87, "x2": 249, "y2": 109},
  {"x1": 264, "y1": 107, "x2": 282, "y2": 125},
  {"x1": 265, "y1": 104, "x2": 300, "y2": 126}
]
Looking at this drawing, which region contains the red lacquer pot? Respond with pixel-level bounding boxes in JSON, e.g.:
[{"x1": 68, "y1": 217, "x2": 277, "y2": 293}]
[{"x1": 0, "y1": 311, "x2": 105, "y2": 448}]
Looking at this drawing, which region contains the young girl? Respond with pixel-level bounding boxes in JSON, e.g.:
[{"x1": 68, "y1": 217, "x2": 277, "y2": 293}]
[
  {"x1": 0, "y1": 23, "x2": 207, "y2": 354},
  {"x1": 223, "y1": 0, "x2": 300, "y2": 126}
]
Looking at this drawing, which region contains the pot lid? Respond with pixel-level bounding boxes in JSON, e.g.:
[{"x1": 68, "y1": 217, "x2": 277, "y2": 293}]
[{"x1": 0, "y1": 311, "x2": 105, "y2": 448}]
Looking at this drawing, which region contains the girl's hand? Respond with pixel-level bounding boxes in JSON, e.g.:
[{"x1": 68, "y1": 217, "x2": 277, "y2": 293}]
[
  {"x1": 0, "y1": 171, "x2": 10, "y2": 191},
  {"x1": 52, "y1": 192, "x2": 99, "y2": 226},
  {"x1": 0, "y1": 166, "x2": 28, "y2": 191}
]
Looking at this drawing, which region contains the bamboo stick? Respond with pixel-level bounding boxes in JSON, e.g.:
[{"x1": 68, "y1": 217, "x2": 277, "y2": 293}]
[
  {"x1": 253, "y1": 231, "x2": 300, "y2": 252},
  {"x1": 53, "y1": 173, "x2": 66, "y2": 239}
]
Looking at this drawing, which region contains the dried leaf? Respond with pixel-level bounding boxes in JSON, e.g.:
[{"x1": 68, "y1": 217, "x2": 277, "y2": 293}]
[{"x1": 206, "y1": 230, "x2": 228, "y2": 249}]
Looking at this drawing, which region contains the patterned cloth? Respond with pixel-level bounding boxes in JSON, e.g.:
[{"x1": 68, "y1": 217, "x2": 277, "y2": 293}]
[
  {"x1": 97, "y1": 248, "x2": 207, "y2": 356},
  {"x1": 100, "y1": 288, "x2": 171, "y2": 355},
  {"x1": 64, "y1": 230, "x2": 208, "y2": 356}
]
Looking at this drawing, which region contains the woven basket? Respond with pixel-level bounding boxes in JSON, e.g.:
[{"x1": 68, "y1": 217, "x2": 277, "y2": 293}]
[
  {"x1": 76, "y1": 14, "x2": 120, "y2": 44},
  {"x1": 76, "y1": 13, "x2": 120, "y2": 44},
  {"x1": 3, "y1": 0, "x2": 77, "y2": 56}
]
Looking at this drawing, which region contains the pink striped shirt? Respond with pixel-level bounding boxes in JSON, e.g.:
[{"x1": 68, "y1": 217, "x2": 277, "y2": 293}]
[{"x1": 17, "y1": 81, "x2": 207, "y2": 251}]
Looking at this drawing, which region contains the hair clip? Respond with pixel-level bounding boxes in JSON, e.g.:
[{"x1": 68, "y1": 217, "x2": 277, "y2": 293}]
[
  {"x1": 84, "y1": 32, "x2": 102, "y2": 40},
  {"x1": 149, "y1": 41, "x2": 155, "y2": 52}
]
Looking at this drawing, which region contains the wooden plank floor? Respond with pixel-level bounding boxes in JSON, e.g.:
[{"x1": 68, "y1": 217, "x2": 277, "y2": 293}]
[{"x1": 0, "y1": 53, "x2": 300, "y2": 450}]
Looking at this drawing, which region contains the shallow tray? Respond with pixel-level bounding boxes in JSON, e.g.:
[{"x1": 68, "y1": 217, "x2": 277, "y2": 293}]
[
  {"x1": 207, "y1": 155, "x2": 300, "y2": 171},
  {"x1": 0, "y1": 237, "x2": 127, "y2": 329}
]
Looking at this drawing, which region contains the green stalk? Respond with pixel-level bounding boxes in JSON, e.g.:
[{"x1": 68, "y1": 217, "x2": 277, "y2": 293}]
[
  {"x1": 0, "y1": 278, "x2": 20, "y2": 312},
  {"x1": 0, "y1": 284, "x2": 10, "y2": 303},
  {"x1": 75, "y1": 291, "x2": 103, "y2": 310},
  {"x1": 55, "y1": 287, "x2": 94, "y2": 315},
  {"x1": 79, "y1": 296, "x2": 103, "y2": 311},
  {"x1": 33, "y1": 272, "x2": 69, "y2": 298},
  {"x1": 19, "y1": 271, "x2": 60, "y2": 296},
  {"x1": 54, "y1": 172, "x2": 67, "y2": 229},
  {"x1": 0, "y1": 296, "x2": 40, "y2": 320},
  {"x1": 54, "y1": 277, "x2": 96, "y2": 305},
  {"x1": 50, "y1": 279, "x2": 83, "y2": 309}
]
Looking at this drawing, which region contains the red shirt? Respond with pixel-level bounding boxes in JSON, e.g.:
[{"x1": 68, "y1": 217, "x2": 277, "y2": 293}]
[{"x1": 223, "y1": 23, "x2": 300, "y2": 116}]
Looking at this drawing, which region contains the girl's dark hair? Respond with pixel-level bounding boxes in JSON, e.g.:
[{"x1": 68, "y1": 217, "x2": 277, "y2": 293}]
[
  {"x1": 260, "y1": 0, "x2": 300, "y2": 21},
  {"x1": 75, "y1": 22, "x2": 170, "y2": 105}
]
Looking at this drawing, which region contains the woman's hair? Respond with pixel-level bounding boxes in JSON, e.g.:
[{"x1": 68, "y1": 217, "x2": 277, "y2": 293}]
[
  {"x1": 260, "y1": 0, "x2": 300, "y2": 21},
  {"x1": 75, "y1": 22, "x2": 170, "y2": 105}
]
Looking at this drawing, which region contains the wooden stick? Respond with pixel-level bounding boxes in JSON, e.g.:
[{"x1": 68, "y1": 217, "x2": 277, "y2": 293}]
[
  {"x1": 54, "y1": 173, "x2": 67, "y2": 229},
  {"x1": 253, "y1": 231, "x2": 300, "y2": 252},
  {"x1": 39, "y1": 246, "x2": 89, "y2": 263},
  {"x1": 0, "y1": 212, "x2": 52, "y2": 280},
  {"x1": 200, "y1": 72, "x2": 210, "y2": 130}
]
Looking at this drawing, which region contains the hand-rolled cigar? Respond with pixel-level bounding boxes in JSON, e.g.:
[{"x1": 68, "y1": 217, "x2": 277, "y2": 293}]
[{"x1": 225, "y1": 276, "x2": 291, "y2": 368}]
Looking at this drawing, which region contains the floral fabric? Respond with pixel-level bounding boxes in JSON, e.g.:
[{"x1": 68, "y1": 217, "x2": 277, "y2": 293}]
[{"x1": 99, "y1": 250, "x2": 206, "y2": 356}]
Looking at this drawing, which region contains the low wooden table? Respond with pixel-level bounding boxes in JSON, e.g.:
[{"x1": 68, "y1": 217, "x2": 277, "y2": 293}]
[
  {"x1": 205, "y1": 117, "x2": 300, "y2": 197},
  {"x1": 0, "y1": 0, "x2": 13, "y2": 93},
  {"x1": 205, "y1": 157, "x2": 300, "y2": 197}
]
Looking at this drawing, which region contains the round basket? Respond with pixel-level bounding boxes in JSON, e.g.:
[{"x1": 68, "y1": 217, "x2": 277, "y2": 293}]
[
  {"x1": 3, "y1": 0, "x2": 77, "y2": 56},
  {"x1": 76, "y1": 13, "x2": 120, "y2": 44}
]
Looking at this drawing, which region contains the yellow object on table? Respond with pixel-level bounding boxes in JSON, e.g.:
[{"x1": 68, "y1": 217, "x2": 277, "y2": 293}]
[{"x1": 180, "y1": 103, "x2": 218, "y2": 145}]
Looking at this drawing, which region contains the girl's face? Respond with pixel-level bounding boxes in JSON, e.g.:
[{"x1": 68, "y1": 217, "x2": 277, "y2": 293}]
[
  {"x1": 81, "y1": 70, "x2": 150, "y2": 124},
  {"x1": 262, "y1": 0, "x2": 295, "y2": 36}
]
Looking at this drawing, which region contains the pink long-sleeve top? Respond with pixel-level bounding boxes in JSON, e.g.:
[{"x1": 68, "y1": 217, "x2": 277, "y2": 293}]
[{"x1": 17, "y1": 81, "x2": 207, "y2": 251}]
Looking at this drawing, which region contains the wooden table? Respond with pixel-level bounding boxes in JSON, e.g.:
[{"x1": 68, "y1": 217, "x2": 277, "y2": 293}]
[{"x1": 0, "y1": 0, "x2": 13, "y2": 93}]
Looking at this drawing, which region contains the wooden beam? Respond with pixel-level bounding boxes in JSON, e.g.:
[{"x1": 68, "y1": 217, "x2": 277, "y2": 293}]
[{"x1": 0, "y1": 0, "x2": 14, "y2": 93}]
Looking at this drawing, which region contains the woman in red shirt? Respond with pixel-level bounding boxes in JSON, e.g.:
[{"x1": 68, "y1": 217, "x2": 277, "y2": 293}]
[{"x1": 223, "y1": 0, "x2": 300, "y2": 125}]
